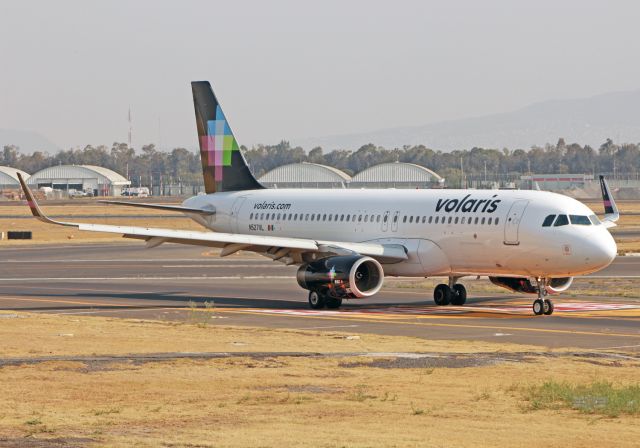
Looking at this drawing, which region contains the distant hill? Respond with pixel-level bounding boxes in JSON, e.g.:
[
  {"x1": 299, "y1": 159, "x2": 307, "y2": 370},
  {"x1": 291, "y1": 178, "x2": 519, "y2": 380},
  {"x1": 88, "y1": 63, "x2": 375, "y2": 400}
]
[
  {"x1": 293, "y1": 89, "x2": 640, "y2": 151},
  {"x1": 0, "y1": 129, "x2": 59, "y2": 153}
]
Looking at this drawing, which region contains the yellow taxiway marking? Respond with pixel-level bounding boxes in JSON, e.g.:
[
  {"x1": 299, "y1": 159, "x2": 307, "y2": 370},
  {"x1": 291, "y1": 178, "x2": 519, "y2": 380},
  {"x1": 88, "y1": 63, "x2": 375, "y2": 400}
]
[{"x1": 216, "y1": 308, "x2": 640, "y2": 339}]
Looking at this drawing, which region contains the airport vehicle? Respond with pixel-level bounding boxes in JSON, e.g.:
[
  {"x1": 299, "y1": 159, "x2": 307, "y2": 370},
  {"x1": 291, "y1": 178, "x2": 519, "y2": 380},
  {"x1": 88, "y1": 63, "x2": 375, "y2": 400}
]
[{"x1": 17, "y1": 81, "x2": 619, "y2": 315}]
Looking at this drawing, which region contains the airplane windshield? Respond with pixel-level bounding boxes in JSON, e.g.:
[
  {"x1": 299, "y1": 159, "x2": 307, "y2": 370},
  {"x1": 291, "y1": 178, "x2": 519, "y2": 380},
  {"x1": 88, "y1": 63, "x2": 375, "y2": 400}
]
[
  {"x1": 569, "y1": 215, "x2": 591, "y2": 225},
  {"x1": 553, "y1": 214, "x2": 569, "y2": 226},
  {"x1": 542, "y1": 215, "x2": 556, "y2": 227},
  {"x1": 589, "y1": 215, "x2": 601, "y2": 225}
]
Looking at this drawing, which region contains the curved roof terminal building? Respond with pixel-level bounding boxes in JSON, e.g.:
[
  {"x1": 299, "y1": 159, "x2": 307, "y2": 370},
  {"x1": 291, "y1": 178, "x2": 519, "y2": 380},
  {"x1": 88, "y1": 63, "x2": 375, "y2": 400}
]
[
  {"x1": 349, "y1": 162, "x2": 444, "y2": 188},
  {"x1": 0, "y1": 166, "x2": 30, "y2": 189},
  {"x1": 27, "y1": 165, "x2": 130, "y2": 196},
  {"x1": 258, "y1": 162, "x2": 351, "y2": 189}
]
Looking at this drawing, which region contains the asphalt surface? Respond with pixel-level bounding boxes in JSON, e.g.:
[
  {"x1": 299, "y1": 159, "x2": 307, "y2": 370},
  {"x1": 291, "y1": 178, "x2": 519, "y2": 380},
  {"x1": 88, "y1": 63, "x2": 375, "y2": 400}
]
[{"x1": 1, "y1": 243, "x2": 639, "y2": 351}]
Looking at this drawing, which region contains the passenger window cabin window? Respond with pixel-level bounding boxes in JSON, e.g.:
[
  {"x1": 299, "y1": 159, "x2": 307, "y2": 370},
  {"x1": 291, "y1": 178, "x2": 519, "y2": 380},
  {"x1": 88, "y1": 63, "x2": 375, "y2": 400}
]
[
  {"x1": 346, "y1": 215, "x2": 350, "y2": 222},
  {"x1": 334, "y1": 214, "x2": 339, "y2": 221},
  {"x1": 294, "y1": 214, "x2": 298, "y2": 220},
  {"x1": 474, "y1": 217, "x2": 479, "y2": 224},
  {"x1": 364, "y1": 215, "x2": 369, "y2": 223},
  {"x1": 488, "y1": 217, "x2": 492, "y2": 225},
  {"x1": 305, "y1": 214, "x2": 309, "y2": 221},
  {"x1": 448, "y1": 216, "x2": 452, "y2": 224},
  {"x1": 288, "y1": 213, "x2": 292, "y2": 220},
  {"x1": 428, "y1": 216, "x2": 433, "y2": 224},
  {"x1": 481, "y1": 217, "x2": 485, "y2": 225},
  {"x1": 328, "y1": 215, "x2": 332, "y2": 222},
  {"x1": 409, "y1": 216, "x2": 413, "y2": 223},
  {"x1": 393, "y1": 215, "x2": 398, "y2": 223},
  {"x1": 358, "y1": 215, "x2": 362, "y2": 222},
  {"x1": 570, "y1": 215, "x2": 591, "y2": 225},
  {"x1": 377, "y1": 215, "x2": 381, "y2": 223},
  {"x1": 323, "y1": 214, "x2": 327, "y2": 221},
  {"x1": 403, "y1": 216, "x2": 407, "y2": 223},
  {"x1": 495, "y1": 217, "x2": 499, "y2": 225},
  {"x1": 454, "y1": 217, "x2": 459, "y2": 224},
  {"x1": 250, "y1": 213, "x2": 253, "y2": 220},
  {"x1": 554, "y1": 214, "x2": 569, "y2": 227},
  {"x1": 340, "y1": 214, "x2": 345, "y2": 221},
  {"x1": 435, "y1": 216, "x2": 439, "y2": 224},
  {"x1": 542, "y1": 215, "x2": 556, "y2": 227},
  {"x1": 461, "y1": 217, "x2": 466, "y2": 224}
]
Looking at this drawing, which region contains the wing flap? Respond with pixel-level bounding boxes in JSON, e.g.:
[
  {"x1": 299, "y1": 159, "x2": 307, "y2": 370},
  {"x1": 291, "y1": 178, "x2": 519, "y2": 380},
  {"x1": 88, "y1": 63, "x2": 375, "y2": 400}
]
[{"x1": 99, "y1": 200, "x2": 216, "y2": 215}]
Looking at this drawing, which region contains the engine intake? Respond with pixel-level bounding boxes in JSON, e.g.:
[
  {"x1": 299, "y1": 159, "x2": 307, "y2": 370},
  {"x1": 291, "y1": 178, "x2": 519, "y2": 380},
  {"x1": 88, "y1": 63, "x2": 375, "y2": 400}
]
[
  {"x1": 489, "y1": 276, "x2": 573, "y2": 295},
  {"x1": 296, "y1": 255, "x2": 384, "y2": 298}
]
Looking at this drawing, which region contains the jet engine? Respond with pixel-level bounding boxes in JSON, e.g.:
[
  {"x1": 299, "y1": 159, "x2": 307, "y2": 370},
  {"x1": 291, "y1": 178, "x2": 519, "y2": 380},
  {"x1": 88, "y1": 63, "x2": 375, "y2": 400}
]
[
  {"x1": 545, "y1": 277, "x2": 573, "y2": 294},
  {"x1": 489, "y1": 276, "x2": 573, "y2": 295},
  {"x1": 296, "y1": 255, "x2": 384, "y2": 298}
]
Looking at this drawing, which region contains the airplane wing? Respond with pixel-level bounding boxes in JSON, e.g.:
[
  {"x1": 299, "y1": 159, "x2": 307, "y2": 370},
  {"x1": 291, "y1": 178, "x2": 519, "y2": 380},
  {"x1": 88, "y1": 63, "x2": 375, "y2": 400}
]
[
  {"x1": 599, "y1": 175, "x2": 619, "y2": 228},
  {"x1": 98, "y1": 200, "x2": 215, "y2": 216},
  {"x1": 17, "y1": 173, "x2": 407, "y2": 264}
]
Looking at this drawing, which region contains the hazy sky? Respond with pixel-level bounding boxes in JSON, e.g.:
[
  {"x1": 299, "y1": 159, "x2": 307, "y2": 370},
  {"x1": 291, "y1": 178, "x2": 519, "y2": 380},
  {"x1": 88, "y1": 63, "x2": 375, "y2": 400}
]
[{"x1": 1, "y1": 0, "x2": 639, "y2": 151}]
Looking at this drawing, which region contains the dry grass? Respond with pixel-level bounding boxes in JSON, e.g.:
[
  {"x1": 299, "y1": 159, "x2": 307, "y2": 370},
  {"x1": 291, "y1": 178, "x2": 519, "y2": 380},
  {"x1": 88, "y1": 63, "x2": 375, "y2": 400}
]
[{"x1": 0, "y1": 312, "x2": 639, "y2": 447}]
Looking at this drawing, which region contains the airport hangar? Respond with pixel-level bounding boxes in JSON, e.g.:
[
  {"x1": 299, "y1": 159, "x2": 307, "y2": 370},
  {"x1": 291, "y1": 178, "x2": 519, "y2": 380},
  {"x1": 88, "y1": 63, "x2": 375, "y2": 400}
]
[
  {"x1": 26, "y1": 165, "x2": 131, "y2": 197},
  {"x1": 0, "y1": 166, "x2": 30, "y2": 190},
  {"x1": 258, "y1": 161, "x2": 444, "y2": 189}
]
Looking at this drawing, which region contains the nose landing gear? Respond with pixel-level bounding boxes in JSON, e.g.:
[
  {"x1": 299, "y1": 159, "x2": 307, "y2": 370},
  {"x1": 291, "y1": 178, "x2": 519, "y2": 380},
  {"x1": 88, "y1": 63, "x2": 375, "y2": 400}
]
[{"x1": 533, "y1": 278, "x2": 554, "y2": 316}]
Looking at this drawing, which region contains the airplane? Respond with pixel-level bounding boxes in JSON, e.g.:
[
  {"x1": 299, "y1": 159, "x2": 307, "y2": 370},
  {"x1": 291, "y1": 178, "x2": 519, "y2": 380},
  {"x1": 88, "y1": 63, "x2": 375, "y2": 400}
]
[{"x1": 17, "y1": 81, "x2": 620, "y2": 315}]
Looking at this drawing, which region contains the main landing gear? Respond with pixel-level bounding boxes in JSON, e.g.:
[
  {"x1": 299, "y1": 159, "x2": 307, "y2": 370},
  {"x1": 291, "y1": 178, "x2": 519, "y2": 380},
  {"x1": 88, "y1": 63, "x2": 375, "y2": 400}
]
[
  {"x1": 532, "y1": 278, "x2": 554, "y2": 316},
  {"x1": 433, "y1": 278, "x2": 467, "y2": 306},
  {"x1": 308, "y1": 290, "x2": 343, "y2": 310}
]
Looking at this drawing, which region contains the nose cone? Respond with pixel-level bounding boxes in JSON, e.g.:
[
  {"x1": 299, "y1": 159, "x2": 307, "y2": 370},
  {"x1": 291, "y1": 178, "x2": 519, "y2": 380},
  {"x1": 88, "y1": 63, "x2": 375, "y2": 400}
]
[{"x1": 586, "y1": 230, "x2": 617, "y2": 270}]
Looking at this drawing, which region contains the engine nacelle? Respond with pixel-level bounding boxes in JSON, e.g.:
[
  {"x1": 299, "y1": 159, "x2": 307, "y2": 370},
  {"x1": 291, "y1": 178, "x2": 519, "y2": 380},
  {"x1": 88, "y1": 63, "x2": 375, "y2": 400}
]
[
  {"x1": 489, "y1": 276, "x2": 573, "y2": 295},
  {"x1": 545, "y1": 277, "x2": 573, "y2": 294},
  {"x1": 296, "y1": 255, "x2": 384, "y2": 298}
]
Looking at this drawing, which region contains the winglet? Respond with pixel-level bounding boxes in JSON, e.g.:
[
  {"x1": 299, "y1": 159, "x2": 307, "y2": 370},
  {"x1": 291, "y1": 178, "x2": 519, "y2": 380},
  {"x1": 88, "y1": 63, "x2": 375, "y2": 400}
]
[
  {"x1": 599, "y1": 175, "x2": 619, "y2": 224},
  {"x1": 17, "y1": 173, "x2": 75, "y2": 227}
]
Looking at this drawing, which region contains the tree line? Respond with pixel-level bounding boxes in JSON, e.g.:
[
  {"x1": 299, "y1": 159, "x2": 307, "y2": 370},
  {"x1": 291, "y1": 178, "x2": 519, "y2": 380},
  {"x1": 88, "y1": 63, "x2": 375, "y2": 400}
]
[{"x1": 2, "y1": 138, "x2": 639, "y2": 186}]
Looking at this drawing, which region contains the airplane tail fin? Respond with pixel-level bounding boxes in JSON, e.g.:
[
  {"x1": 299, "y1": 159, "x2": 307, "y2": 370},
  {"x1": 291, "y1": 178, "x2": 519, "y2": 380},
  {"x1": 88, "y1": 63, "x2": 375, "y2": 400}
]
[{"x1": 191, "y1": 81, "x2": 263, "y2": 194}]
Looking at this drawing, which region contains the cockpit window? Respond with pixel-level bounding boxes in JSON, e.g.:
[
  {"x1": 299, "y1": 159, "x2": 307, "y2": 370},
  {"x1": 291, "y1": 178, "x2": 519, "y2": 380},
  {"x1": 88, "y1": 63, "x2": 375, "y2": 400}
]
[
  {"x1": 542, "y1": 215, "x2": 556, "y2": 227},
  {"x1": 589, "y1": 215, "x2": 601, "y2": 225},
  {"x1": 569, "y1": 215, "x2": 591, "y2": 225},
  {"x1": 554, "y1": 214, "x2": 569, "y2": 227}
]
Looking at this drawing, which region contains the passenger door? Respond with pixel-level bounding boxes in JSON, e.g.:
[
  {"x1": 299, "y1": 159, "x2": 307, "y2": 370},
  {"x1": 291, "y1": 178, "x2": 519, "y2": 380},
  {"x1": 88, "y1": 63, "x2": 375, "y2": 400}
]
[
  {"x1": 391, "y1": 211, "x2": 400, "y2": 232},
  {"x1": 381, "y1": 211, "x2": 390, "y2": 232},
  {"x1": 503, "y1": 200, "x2": 529, "y2": 245}
]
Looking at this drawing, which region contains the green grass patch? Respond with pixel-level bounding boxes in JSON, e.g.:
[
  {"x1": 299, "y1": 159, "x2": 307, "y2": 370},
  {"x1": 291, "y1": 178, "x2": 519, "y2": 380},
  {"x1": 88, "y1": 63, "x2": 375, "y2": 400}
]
[{"x1": 525, "y1": 380, "x2": 640, "y2": 417}]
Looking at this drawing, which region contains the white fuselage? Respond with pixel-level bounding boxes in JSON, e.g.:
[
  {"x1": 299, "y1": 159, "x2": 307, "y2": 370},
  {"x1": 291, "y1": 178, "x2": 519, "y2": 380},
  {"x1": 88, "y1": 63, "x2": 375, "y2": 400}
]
[{"x1": 183, "y1": 188, "x2": 617, "y2": 278}]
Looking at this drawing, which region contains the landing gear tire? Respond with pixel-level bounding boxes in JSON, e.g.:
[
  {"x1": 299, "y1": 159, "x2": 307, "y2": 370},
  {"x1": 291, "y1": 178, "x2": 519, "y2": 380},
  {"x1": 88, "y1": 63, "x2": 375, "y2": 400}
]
[
  {"x1": 451, "y1": 284, "x2": 467, "y2": 306},
  {"x1": 326, "y1": 297, "x2": 343, "y2": 309},
  {"x1": 533, "y1": 299, "x2": 544, "y2": 316},
  {"x1": 543, "y1": 299, "x2": 554, "y2": 315},
  {"x1": 308, "y1": 290, "x2": 326, "y2": 310},
  {"x1": 434, "y1": 284, "x2": 452, "y2": 306}
]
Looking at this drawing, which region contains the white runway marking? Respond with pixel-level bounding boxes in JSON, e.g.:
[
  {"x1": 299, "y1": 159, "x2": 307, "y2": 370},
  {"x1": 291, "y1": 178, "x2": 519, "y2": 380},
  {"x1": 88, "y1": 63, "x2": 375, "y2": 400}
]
[
  {"x1": 3, "y1": 258, "x2": 269, "y2": 264},
  {"x1": 0, "y1": 276, "x2": 296, "y2": 281},
  {"x1": 161, "y1": 264, "x2": 279, "y2": 268}
]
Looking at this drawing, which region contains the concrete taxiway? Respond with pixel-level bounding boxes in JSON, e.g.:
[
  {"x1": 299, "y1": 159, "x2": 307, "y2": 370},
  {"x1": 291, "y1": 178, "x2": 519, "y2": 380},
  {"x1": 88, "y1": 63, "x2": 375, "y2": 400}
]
[{"x1": 1, "y1": 243, "x2": 639, "y2": 351}]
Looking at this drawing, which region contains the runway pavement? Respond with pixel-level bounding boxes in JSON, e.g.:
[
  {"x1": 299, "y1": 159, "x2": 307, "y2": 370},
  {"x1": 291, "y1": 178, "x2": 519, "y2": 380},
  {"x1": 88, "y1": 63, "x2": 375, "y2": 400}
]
[{"x1": 1, "y1": 243, "x2": 639, "y2": 351}]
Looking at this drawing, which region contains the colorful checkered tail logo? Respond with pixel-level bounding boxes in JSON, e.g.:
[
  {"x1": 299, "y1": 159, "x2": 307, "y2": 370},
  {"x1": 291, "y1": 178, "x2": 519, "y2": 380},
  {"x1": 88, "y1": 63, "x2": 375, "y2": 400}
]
[{"x1": 191, "y1": 81, "x2": 263, "y2": 194}]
